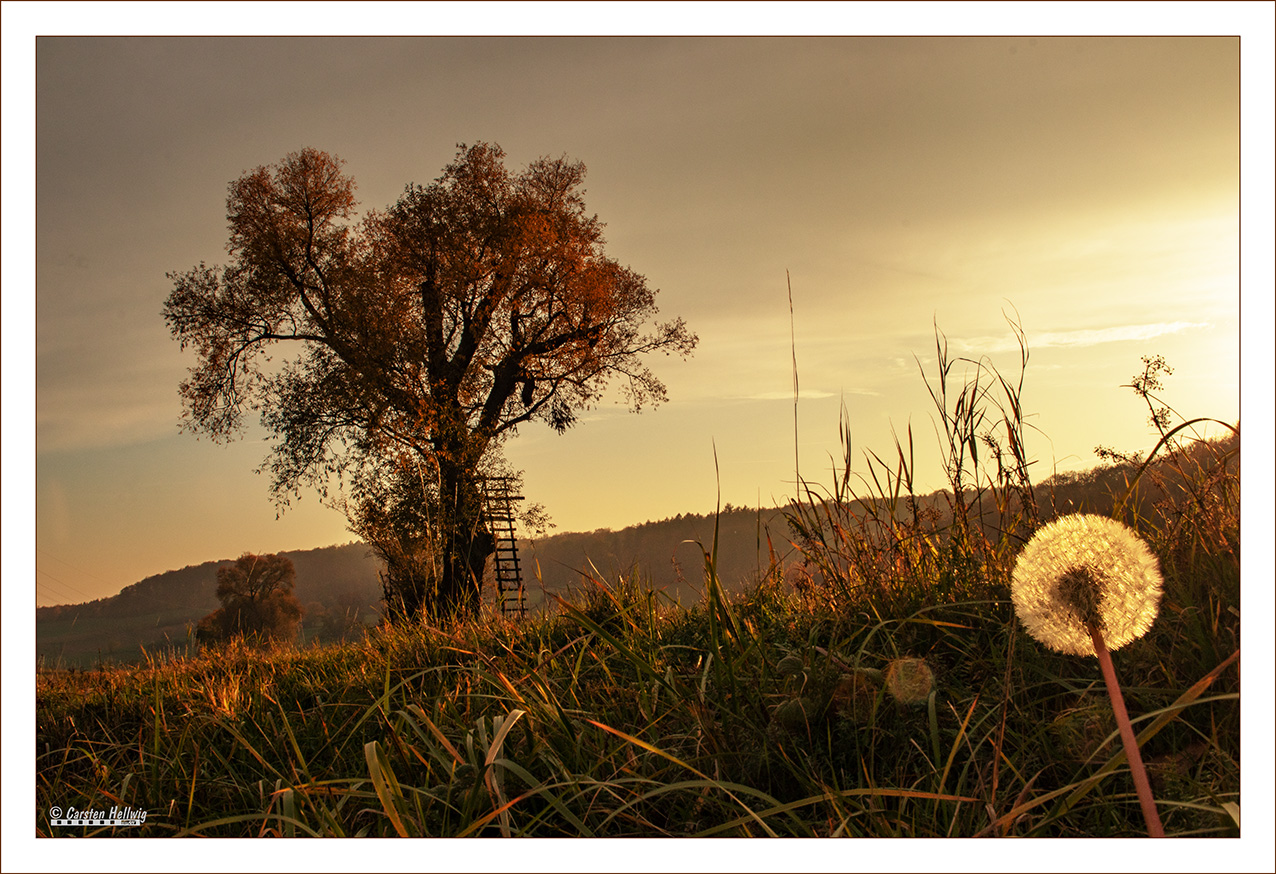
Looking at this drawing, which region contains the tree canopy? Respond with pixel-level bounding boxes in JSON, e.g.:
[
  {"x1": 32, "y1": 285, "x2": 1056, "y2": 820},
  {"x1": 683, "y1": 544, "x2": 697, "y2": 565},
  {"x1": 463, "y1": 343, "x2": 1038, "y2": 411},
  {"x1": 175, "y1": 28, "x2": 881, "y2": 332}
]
[
  {"x1": 165, "y1": 143, "x2": 696, "y2": 620},
  {"x1": 196, "y1": 552, "x2": 303, "y2": 644}
]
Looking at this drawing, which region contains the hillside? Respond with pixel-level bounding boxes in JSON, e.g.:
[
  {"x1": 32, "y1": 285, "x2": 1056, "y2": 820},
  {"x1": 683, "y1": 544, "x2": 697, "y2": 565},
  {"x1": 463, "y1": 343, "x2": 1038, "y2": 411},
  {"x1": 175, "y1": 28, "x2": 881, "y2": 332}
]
[
  {"x1": 517, "y1": 504, "x2": 789, "y2": 609},
  {"x1": 521, "y1": 427, "x2": 1240, "y2": 608},
  {"x1": 36, "y1": 543, "x2": 384, "y2": 668},
  {"x1": 34, "y1": 510, "x2": 787, "y2": 668},
  {"x1": 35, "y1": 431, "x2": 1236, "y2": 668}
]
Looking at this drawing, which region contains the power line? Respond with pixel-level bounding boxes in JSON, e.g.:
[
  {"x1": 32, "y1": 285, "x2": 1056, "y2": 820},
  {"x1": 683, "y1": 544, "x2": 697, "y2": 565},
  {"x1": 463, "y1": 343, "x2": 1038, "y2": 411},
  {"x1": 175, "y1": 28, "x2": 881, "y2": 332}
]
[
  {"x1": 36, "y1": 566, "x2": 95, "y2": 602},
  {"x1": 37, "y1": 548, "x2": 116, "y2": 587}
]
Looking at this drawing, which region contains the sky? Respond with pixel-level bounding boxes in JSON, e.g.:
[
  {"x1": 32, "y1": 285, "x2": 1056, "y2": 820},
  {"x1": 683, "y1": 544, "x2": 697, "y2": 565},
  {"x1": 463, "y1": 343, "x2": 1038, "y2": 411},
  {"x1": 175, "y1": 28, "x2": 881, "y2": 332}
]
[
  {"x1": 4, "y1": 5, "x2": 1274, "y2": 871},
  {"x1": 20, "y1": 27, "x2": 1260, "y2": 610}
]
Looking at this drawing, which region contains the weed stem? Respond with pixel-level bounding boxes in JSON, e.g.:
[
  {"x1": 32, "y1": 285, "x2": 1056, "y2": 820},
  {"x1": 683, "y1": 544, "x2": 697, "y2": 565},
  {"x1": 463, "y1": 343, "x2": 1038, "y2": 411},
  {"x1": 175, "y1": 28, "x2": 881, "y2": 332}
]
[{"x1": 1087, "y1": 621, "x2": 1165, "y2": 837}]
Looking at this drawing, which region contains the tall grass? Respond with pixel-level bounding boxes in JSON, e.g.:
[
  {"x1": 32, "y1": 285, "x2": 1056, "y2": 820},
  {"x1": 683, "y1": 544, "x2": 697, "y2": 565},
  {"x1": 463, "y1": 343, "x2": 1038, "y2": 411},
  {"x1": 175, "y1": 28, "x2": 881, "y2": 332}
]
[{"x1": 36, "y1": 321, "x2": 1240, "y2": 838}]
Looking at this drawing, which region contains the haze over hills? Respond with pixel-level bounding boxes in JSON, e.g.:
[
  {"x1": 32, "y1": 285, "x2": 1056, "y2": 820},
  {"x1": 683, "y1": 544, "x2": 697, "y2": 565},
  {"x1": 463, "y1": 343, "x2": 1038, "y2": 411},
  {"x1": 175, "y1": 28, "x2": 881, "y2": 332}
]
[
  {"x1": 35, "y1": 543, "x2": 385, "y2": 667},
  {"x1": 34, "y1": 507, "x2": 795, "y2": 668},
  {"x1": 36, "y1": 433, "x2": 1236, "y2": 668}
]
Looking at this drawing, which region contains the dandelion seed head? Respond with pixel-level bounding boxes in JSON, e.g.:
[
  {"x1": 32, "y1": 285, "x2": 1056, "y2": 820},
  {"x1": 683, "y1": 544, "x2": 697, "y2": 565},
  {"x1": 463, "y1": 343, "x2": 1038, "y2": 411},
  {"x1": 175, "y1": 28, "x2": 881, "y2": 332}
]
[
  {"x1": 1012, "y1": 514, "x2": 1163, "y2": 656},
  {"x1": 885, "y1": 657, "x2": 934, "y2": 705}
]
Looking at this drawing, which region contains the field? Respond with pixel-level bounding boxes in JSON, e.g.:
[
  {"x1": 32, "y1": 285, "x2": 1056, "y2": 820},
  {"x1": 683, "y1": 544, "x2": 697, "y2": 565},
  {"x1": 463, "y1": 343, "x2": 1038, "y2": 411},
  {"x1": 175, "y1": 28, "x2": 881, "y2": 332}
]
[{"x1": 35, "y1": 346, "x2": 1242, "y2": 839}]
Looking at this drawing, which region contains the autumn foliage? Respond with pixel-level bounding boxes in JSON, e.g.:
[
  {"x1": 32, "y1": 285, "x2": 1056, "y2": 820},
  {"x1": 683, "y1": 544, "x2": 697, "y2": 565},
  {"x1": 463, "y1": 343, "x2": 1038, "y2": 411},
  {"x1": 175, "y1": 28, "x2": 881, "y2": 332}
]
[{"x1": 165, "y1": 144, "x2": 695, "y2": 622}]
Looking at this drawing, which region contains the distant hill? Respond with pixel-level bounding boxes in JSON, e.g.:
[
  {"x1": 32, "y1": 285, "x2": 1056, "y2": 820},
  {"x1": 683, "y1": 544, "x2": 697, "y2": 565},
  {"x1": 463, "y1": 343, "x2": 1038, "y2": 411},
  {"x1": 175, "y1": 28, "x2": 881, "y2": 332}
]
[
  {"x1": 36, "y1": 430, "x2": 1236, "y2": 668},
  {"x1": 36, "y1": 543, "x2": 384, "y2": 668},
  {"x1": 34, "y1": 513, "x2": 782, "y2": 668},
  {"x1": 517, "y1": 428, "x2": 1239, "y2": 609},
  {"x1": 516, "y1": 504, "x2": 792, "y2": 610}
]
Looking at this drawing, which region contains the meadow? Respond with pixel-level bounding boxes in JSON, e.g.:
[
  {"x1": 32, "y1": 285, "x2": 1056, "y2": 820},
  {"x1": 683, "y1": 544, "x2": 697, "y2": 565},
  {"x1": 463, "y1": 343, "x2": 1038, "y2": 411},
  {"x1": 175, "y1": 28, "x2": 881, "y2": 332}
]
[{"x1": 35, "y1": 338, "x2": 1240, "y2": 838}]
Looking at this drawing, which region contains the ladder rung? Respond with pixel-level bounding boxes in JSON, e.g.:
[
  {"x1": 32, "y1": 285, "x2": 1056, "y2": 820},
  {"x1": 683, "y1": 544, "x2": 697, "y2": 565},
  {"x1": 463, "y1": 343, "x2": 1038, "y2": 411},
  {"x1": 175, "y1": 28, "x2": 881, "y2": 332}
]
[{"x1": 482, "y1": 476, "x2": 526, "y2": 618}]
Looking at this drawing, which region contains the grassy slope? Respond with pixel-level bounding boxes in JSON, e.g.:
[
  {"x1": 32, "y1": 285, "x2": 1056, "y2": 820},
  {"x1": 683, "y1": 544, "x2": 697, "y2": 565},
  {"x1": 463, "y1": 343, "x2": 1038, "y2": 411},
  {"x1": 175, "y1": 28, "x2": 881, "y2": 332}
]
[{"x1": 36, "y1": 467, "x2": 1240, "y2": 837}]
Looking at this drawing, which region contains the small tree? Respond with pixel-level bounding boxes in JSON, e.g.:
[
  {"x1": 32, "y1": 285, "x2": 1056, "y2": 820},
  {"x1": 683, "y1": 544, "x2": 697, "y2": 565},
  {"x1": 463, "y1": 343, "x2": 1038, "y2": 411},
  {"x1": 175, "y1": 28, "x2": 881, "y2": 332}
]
[{"x1": 196, "y1": 552, "x2": 303, "y2": 645}]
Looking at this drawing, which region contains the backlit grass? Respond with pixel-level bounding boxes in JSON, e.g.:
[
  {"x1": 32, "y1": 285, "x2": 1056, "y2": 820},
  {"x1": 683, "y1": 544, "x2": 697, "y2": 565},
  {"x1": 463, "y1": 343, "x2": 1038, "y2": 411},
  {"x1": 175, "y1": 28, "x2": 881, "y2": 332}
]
[{"x1": 36, "y1": 327, "x2": 1240, "y2": 838}]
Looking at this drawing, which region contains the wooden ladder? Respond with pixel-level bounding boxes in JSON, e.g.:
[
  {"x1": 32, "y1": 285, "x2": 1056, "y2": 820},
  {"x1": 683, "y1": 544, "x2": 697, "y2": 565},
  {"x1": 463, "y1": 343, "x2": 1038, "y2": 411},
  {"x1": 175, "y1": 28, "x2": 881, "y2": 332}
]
[{"x1": 481, "y1": 477, "x2": 526, "y2": 619}]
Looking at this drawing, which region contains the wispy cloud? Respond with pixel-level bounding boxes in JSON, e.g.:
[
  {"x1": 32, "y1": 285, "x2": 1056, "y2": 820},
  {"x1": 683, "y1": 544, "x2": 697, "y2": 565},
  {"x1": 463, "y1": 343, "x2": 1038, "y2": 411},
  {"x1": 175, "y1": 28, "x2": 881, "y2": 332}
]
[
  {"x1": 746, "y1": 389, "x2": 839, "y2": 401},
  {"x1": 952, "y1": 322, "x2": 1208, "y2": 355}
]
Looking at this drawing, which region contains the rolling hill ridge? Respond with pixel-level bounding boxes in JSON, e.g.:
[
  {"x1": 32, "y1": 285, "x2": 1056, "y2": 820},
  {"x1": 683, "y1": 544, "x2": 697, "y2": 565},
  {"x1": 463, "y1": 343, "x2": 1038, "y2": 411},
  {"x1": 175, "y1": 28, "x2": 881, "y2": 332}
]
[{"x1": 37, "y1": 434, "x2": 1234, "y2": 668}]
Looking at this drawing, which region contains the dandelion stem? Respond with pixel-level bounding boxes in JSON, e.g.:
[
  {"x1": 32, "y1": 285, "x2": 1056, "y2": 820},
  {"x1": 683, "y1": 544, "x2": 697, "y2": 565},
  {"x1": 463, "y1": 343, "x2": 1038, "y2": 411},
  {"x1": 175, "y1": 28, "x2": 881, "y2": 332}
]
[{"x1": 1087, "y1": 621, "x2": 1164, "y2": 837}]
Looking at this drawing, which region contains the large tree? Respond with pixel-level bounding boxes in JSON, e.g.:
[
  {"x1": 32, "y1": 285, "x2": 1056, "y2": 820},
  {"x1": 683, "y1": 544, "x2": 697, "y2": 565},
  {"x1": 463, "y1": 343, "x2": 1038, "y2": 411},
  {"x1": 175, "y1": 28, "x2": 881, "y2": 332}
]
[{"x1": 164, "y1": 144, "x2": 696, "y2": 620}]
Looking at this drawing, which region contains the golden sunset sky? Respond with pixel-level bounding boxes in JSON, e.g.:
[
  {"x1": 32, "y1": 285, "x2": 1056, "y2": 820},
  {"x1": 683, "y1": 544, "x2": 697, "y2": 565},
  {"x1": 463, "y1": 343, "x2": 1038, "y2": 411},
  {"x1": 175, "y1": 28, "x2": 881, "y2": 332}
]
[
  {"x1": 4, "y1": 3, "x2": 1275, "y2": 872},
  {"x1": 6, "y1": 14, "x2": 1270, "y2": 611}
]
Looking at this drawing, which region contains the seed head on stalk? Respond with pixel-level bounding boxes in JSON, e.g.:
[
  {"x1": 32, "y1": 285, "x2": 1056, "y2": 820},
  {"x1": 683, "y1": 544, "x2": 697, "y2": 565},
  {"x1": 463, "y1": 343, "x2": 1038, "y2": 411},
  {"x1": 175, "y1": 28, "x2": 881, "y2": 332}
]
[{"x1": 1011, "y1": 513, "x2": 1166, "y2": 837}]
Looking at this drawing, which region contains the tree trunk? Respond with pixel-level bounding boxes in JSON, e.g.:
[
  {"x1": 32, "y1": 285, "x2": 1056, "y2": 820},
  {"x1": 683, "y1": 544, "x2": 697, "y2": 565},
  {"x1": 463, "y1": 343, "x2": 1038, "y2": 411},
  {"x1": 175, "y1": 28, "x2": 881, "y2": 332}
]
[{"x1": 434, "y1": 457, "x2": 493, "y2": 619}]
